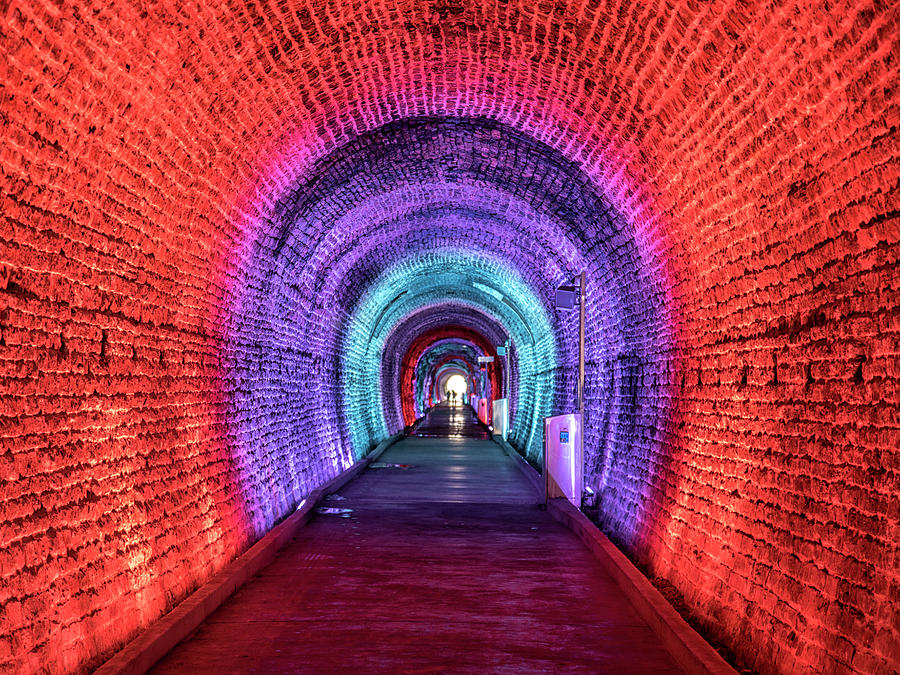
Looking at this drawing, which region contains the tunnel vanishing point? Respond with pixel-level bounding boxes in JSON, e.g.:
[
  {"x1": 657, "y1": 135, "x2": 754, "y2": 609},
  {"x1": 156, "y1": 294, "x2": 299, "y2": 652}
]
[{"x1": 1, "y1": 0, "x2": 899, "y2": 673}]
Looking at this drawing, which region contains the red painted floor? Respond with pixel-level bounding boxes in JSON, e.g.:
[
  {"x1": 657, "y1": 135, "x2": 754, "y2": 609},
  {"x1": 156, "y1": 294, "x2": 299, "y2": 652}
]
[{"x1": 152, "y1": 405, "x2": 683, "y2": 673}]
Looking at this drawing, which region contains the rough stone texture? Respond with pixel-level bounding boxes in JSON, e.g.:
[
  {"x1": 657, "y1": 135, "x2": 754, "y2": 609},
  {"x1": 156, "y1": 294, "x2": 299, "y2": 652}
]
[
  {"x1": 394, "y1": 326, "x2": 502, "y2": 425},
  {"x1": 1, "y1": 0, "x2": 898, "y2": 674}
]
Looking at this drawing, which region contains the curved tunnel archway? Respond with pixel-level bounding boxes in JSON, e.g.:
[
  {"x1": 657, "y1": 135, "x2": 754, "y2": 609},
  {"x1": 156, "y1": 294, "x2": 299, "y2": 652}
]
[
  {"x1": 406, "y1": 336, "x2": 494, "y2": 418},
  {"x1": 3, "y1": 2, "x2": 898, "y2": 673},
  {"x1": 433, "y1": 365, "x2": 471, "y2": 402},
  {"x1": 223, "y1": 116, "x2": 668, "y2": 514},
  {"x1": 339, "y1": 247, "x2": 561, "y2": 463},
  {"x1": 389, "y1": 314, "x2": 507, "y2": 427}
]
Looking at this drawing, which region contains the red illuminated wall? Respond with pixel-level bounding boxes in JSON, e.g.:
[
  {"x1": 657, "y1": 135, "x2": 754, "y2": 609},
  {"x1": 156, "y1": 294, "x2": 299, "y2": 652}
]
[
  {"x1": 378, "y1": 305, "x2": 512, "y2": 434},
  {"x1": 399, "y1": 326, "x2": 501, "y2": 425},
  {"x1": 1, "y1": 1, "x2": 897, "y2": 673}
]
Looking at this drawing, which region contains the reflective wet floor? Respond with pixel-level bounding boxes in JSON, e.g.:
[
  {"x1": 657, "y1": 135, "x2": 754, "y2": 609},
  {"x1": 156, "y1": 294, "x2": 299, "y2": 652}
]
[
  {"x1": 412, "y1": 401, "x2": 490, "y2": 439},
  {"x1": 152, "y1": 405, "x2": 683, "y2": 674}
]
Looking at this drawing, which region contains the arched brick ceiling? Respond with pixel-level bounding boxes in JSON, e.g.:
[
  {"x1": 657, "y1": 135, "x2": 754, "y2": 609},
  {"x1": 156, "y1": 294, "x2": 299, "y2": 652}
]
[
  {"x1": 2, "y1": 1, "x2": 897, "y2": 673},
  {"x1": 395, "y1": 328, "x2": 502, "y2": 425},
  {"x1": 381, "y1": 308, "x2": 508, "y2": 427},
  {"x1": 339, "y1": 249, "x2": 558, "y2": 460},
  {"x1": 417, "y1": 342, "x2": 483, "y2": 401}
]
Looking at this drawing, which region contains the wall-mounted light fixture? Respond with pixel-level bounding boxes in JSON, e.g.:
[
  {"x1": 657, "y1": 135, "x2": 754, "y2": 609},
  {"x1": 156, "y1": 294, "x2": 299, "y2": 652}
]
[{"x1": 555, "y1": 272, "x2": 585, "y2": 417}]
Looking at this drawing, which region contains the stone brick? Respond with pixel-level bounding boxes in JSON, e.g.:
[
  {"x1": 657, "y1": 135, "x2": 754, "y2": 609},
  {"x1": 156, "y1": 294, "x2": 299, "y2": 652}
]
[{"x1": 2, "y1": 0, "x2": 898, "y2": 673}]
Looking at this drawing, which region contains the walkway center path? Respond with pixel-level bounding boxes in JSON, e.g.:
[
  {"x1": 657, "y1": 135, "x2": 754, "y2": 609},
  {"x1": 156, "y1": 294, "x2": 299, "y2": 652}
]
[{"x1": 153, "y1": 404, "x2": 684, "y2": 673}]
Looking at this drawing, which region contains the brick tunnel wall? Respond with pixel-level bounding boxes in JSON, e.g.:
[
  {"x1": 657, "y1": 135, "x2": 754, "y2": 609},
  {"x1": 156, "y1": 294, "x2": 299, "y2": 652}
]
[
  {"x1": 2, "y1": 1, "x2": 898, "y2": 673},
  {"x1": 383, "y1": 318, "x2": 506, "y2": 428}
]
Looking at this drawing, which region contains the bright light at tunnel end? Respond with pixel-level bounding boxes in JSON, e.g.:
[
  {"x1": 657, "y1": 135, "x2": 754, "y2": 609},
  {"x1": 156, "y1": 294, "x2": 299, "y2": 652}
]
[{"x1": 341, "y1": 249, "x2": 558, "y2": 463}]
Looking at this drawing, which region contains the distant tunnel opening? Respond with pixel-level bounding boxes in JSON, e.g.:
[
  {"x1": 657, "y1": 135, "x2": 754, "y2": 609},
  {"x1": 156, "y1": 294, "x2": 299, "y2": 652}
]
[
  {"x1": 3, "y1": 2, "x2": 897, "y2": 674},
  {"x1": 439, "y1": 373, "x2": 469, "y2": 403}
]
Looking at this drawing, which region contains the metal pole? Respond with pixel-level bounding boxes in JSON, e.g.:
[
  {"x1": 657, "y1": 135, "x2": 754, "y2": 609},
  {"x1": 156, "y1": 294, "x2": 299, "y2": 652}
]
[
  {"x1": 578, "y1": 271, "x2": 585, "y2": 417},
  {"x1": 505, "y1": 340, "x2": 510, "y2": 401},
  {"x1": 578, "y1": 272, "x2": 585, "y2": 508}
]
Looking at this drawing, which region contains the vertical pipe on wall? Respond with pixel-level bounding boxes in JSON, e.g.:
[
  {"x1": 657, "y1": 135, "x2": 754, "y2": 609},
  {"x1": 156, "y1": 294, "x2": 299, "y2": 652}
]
[{"x1": 578, "y1": 271, "x2": 585, "y2": 418}]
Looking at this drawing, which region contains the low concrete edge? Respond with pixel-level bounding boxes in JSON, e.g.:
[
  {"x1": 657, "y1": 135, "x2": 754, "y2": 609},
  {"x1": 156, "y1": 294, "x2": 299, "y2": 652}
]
[
  {"x1": 366, "y1": 430, "x2": 405, "y2": 463},
  {"x1": 546, "y1": 498, "x2": 737, "y2": 675},
  {"x1": 492, "y1": 436, "x2": 544, "y2": 499},
  {"x1": 405, "y1": 414, "x2": 426, "y2": 436},
  {"x1": 491, "y1": 436, "x2": 734, "y2": 675},
  {"x1": 95, "y1": 432, "x2": 405, "y2": 675}
]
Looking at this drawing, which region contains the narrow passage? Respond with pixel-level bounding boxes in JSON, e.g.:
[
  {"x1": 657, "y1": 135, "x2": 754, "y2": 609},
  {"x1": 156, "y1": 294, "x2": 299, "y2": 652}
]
[{"x1": 153, "y1": 404, "x2": 683, "y2": 673}]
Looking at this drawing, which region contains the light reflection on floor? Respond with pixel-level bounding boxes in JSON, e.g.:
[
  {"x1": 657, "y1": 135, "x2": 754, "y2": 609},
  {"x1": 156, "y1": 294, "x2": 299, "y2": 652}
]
[{"x1": 413, "y1": 402, "x2": 490, "y2": 440}]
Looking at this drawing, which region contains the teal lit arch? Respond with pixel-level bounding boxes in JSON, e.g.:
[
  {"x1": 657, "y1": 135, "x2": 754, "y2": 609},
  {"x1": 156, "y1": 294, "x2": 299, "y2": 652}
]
[{"x1": 341, "y1": 250, "x2": 557, "y2": 462}]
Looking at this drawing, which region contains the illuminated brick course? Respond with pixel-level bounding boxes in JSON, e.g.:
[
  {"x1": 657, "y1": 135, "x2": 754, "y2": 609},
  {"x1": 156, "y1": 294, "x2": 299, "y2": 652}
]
[{"x1": 1, "y1": 0, "x2": 897, "y2": 673}]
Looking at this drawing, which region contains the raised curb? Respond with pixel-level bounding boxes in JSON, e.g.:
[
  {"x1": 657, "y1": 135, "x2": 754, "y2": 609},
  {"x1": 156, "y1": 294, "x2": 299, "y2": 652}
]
[
  {"x1": 94, "y1": 432, "x2": 404, "y2": 675},
  {"x1": 493, "y1": 437, "x2": 735, "y2": 675},
  {"x1": 546, "y1": 499, "x2": 737, "y2": 675},
  {"x1": 493, "y1": 436, "x2": 544, "y2": 498}
]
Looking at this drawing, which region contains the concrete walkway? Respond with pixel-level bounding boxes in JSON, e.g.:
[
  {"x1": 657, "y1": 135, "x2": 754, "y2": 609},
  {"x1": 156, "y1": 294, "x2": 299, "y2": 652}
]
[{"x1": 152, "y1": 404, "x2": 683, "y2": 674}]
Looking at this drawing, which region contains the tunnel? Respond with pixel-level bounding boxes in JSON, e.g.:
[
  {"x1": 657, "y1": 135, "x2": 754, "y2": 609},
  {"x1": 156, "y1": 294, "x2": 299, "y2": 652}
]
[{"x1": 1, "y1": 0, "x2": 898, "y2": 673}]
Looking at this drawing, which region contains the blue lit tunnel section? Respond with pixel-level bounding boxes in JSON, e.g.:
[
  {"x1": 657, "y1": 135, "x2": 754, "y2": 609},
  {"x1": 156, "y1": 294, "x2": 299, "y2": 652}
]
[
  {"x1": 341, "y1": 250, "x2": 557, "y2": 463},
  {"x1": 416, "y1": 341, "x2": 484, "y2": 408}
]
